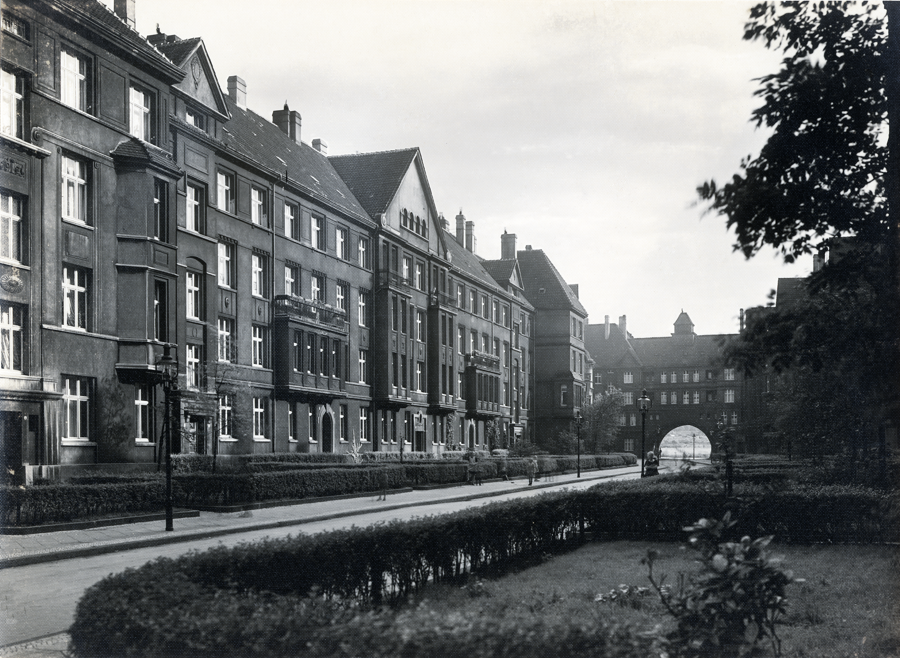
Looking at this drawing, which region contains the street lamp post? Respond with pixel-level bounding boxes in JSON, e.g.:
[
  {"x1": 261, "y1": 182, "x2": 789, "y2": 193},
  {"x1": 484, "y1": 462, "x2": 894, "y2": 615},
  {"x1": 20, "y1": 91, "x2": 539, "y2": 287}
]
[
  {"x1": 692, "y1": 432, "x2": 696, "y2": 461},
  {"x1": 639, "y1": 389, "x2": 651, "y2": 477},
  {"x1": 576, "y1": 412, "x2": 582, "y2": 478},
  {"x1": 156, "y1": 344, "x2": 178, "y2": 532}
]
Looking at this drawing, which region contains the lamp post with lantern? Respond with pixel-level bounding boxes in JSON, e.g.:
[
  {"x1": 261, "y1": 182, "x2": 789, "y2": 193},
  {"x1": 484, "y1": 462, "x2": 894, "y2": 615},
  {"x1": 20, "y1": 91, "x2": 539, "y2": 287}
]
[
  {"x1": 638, "y1": 389, "x2": 651, "y2": 477},
  {"x1": 155, "y1": 344, "x2": 178, "y2": 532}
]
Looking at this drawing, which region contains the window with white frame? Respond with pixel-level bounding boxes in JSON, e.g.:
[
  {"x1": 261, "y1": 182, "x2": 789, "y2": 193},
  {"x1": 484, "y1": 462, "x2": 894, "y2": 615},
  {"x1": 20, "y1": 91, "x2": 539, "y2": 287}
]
[
  {"x1": 725, "y1": 389, "x2": 735, "y2": 403},
  {"x1": 285, "y1": 264, "x2": 299, "y2": 296},
  {"x1": 186, "y1": 344, "x2": 200, "y2": 388},
  {"x1": 128, "y1": 85, "x2": 152, "y2": 141},
  {"x1": 336, "y1": 282, "x2": 347, "y2": 311},
  {"x1": 1, "y1": 190, "x2": 24, "y2": 264},
  {"x1": 724, "y1": 368, "x2": 735, "y2": 381},
  {"x1": 469, "y1": 290, "x2": 477, "y2": 313},
  {"x1": 284, "y1": 202, "x2": 299, "y2": 240},
  {"x1": 252, "y1": 324, "x2": 267, "y2": 367},
  {"x1": 358, "y1": 289, "x2": 369, "y2": 327},
  {"x1": 311, "y1": 215, "x2": 325, "y2": 250},
  {"x1": 401, "y1": 256, "x2": 411, "y2": 283},
  {"x1": 134, "y1": 385, "x2": 150, "y2": 442},
  {"x1": 481, "y1": 294, "x2": 489, "y2": 319},
  {"x1": 683, "y1": 391, "x2": 690, "y2": 405},
  {"x1": 358, "y1": 349, "x2": 368, "y2": 384},
  {"x1": 357, "y1": 236, "x2": 369, "y2": 268},
  {"x1": 62, "y1": 265, "x2": 88, "y2": 330},
  {"x1": 416, "y1": 361, "x2": 425, "y2": 391},
  {"x1": 339, "y1": 404, "x2": 348, "y2": 441},
  {"x1": 416, "y1": 310, "x2": 424, "y2": 342},
  {"x1": 251, "y1": 187, "x2": 266, "y2": 225},
  {"x1": 217, "y1": 317, "x2": 234, "y2": 362},
  {"x1": 311, "y1": 272, "x2": 324, "y2": 302},
  {"x1": 618, "y1": 413, "x2": 626, "y2": 426},
  {"x1": 660, "y1": 392, "x2": 667, "y2": 404},
  {"x1": 1, "y1": 69, "x2": 24, "y2": 139},
  {"x1": 61, "y1": 154, "x2": 89, "y2": 224},
  {"x1": 62, "y1": 376, "x2": 90, "y2": 440},
  {"x1": 219, "y1": 394, "x2": 233, "y2": 440},
  {"x1": 185, "y1": 271, "x2": 201, "y2": 320},
  {"x1": 0, "y1": 302, "x2": 24, "y2": 373},
  {"x1": 624, "y1": 438, "x2": 634, "y2": 452},
  {"x1": 153, "y1": 281, "x2": 167, "y2": 342},
  {"x1": 623, "y1": 371, "x2": 633, "y2": 384},
  {"x1": 415, "y1": 262, "x2": 425, "y2": 291},
  {"x1": 185, "y1": 106, "x2": 205, "y2": 131},
  {"x1": 670, "y1": 391, "x2": 677, "y2": 404},
  {"x1": 359, "y1": 407, "x2": 370, "y2": 441},
  {"x1": 457, "y1": 284, "x2": 463, "y2": 308},
  {"x1": 2, "y1": 13, "x2": 29, "y2": 39},
  {"x1": 336, "y1": 226, "x2": 347, "y2": 259},
  {"x1": 624, "y1": 391, "x2": 633, "y2": 405},
  {"x1": 692, "y1": 370, "x2": 700, "y2": 382},
  {"x1": 693, "y1": 391, "x2": 700, "y2": 404},
  {"x1": 629, "y1": 413, "x2": 636, "y2": 426},
  {"x1": 731, "y1": 412, "x2": 738, "y2": 425},
  {"x1": 185, "y1": 182, "x2": 204, "y2": 233},
  {"x1": 217, "y1": 242, "x2": 235, "y2": 288},
  {"x1": 251, "y1": 253, "x2": 267, "y2": 298},
  {"x1": 683, "y1": 371, "x2": 689, "y2": 383},
  {"x1": 252, "y1": 396, "x2": 267, "y2": 440},
  {"x1": 61, "y1": 48, "x2": 89, "y2": 112},
  {"x1": 216, "y1": 170, "x2": 235, "y2": 213}
]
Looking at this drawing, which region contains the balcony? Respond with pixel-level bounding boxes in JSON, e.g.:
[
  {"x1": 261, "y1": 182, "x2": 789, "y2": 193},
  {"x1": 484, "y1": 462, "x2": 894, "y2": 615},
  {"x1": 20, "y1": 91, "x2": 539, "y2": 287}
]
[
  {"x1": 274, "y1": 295, "x2": 348, "y2": 333},
  {"x1": 276, "y1": 370, "x2": 346, "y2": 403},
  {"x1": 465, "y1": 351, "x2": 501, "y2": 372},
  {"x1": 429, "y1": 290, "x2": 457, "y2": 309},
  {"x1": 377, "y1": 270, "x2": 411, "y2": 292}
]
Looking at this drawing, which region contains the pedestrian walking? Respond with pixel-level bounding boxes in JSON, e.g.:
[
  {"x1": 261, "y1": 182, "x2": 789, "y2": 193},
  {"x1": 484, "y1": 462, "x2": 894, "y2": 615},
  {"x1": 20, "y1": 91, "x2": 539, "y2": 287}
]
[
  {"x1": 465, "y1": 450, "x2": 477, "y2": 485},
  {"x1": 527, "y1": 457, "x2": 537, "y2": 485}
]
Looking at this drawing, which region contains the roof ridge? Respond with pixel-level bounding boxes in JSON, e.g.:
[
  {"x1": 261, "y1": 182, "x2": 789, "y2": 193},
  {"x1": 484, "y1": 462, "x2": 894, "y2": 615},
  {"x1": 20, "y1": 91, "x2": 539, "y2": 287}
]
[{"x1": 329, "y1": 147, "x2": 419, "y2": 159}]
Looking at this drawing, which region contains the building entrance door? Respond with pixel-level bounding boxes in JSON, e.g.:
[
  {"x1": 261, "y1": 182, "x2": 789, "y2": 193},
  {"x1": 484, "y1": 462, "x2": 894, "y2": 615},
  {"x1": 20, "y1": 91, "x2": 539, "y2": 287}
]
[
  {"x1": 322, "y1": 414, "x2": 333, "y2": 452},
  {"x1": 1, "y1": 411, "x2": 23, "y2": 484}
]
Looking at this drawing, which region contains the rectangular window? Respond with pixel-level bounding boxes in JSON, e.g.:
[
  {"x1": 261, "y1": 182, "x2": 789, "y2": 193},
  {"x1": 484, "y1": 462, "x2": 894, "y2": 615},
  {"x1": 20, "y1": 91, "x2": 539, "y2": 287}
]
[
  {"x1": 692, "y1": 370, "x2": 700, "y2": 382},
  {"x1": 252, "y1": 325, "x2": 267, "y2": 368},
  {"x1": 416, "y1": 310, "x2": 425, "y2": 342},
  {"x1": 308, "y1": 407, "x2": 317, "y2": 442},
  {"x1": 0, "y1": 190, "x2": 24, "y2": 264},
  {"x1": 416, "y1": 361, "x2": 425, "y2": 392},
  {"x1": 671, "y1": 371, "x2": 677, "y2": 383},
  {"x1": 336, "y1": 282, "x2": 348, "y2": 312},
  {"x1": 493, "y1": 300, "x2": 500, "y2": 323},
  {"x1": 0, "y1": 302, "x2": 24, "y2": 372},
  {"x1": 287, "y1": 406, "x2": 295, "y2": 442},
  {"x1": 725, "y1": 389, "x2": 735, "y2": 403},
  {"x1": 359, "y1": 407, "x2": 370, "y2": 441},
  {"x1": 185, "y1": 271, "x2": 202, "y2": 320},
  {"x1": 216, "y1": 170, "x2": 235, "y2": 213},
  {"x1": 494, "y1": 338, "x2": 500, "y2": 357},
  {"x1": 218, "y1": 242, "x2": 235, "y2": 288},
  {"x1": 311, "y1": 273, "x2": 324, "y2": 301},
  {"x1": 339, "y1": 404, "x2": 348, "y2": 441},
  {"x1": 186, "y1": 344, "x2": 201, "y2": 388},
  {"x1": 134, "y1": 385, "x2": 151, "y2": 442},
  {"x1": 129, "y1": 85, "x2": 152, "y2": 141},
  {"x1": 62, "y1": 265, "x2": 88, "y2": 330},
  {"x1": 217, "y1": 317, "x2": 234, "y2": 362},
  {"x1": 61, "y1": 48, "x2": 89, "y2": 112},
  {"x1": 469, "y1": 290, "x2": 477, "y2": 313},
  {"x1": 470, "y1": 330, "x2": 477, "y2": 353},
  {"x1": 358, "y1": 349, "x2": 368, "y2": 384},
  {"x1": 284, "y1": 202, "x2": 299, "y2": 240},
  {"x1": 482, "y1": 334, "x2": 489, "y2": 353},
  {"x1": 61, "y1": 155, "x2": 89, "y2": 224},
  {"x1": 401, "y1": 256, "x2": 411, "y2": 283},
  {"x1": 624, "y1": 391, "x2": 634, "y2": 405},
  {"x1": 693, "y1": 391, "x2": 700, "y2": 404},
  {"x1": 731, "y1": 412, "x2": 738, "y2": 425},
  {"x1": 724, "y1": 368, "x2": 735, "y2": 381},
  {"x1": 481, "y1": 295, "x2": 488, "y2": 319},
  {"x1": 305, "y1": 334, "x2": 316, "y2": 373},
  {"x1": 1, "y1": 69, "x2": 24, "y2": 139},
  {"x1": 62, "y1": 376, "x2": 90, "y2": 440},
  {"x1": 560, "y1": 385, "x2": 569, "y2": 407},
  {"x1": 623, "y1": 371, "x2": 633, "y2": 384},
  {"x1": 415, "y1": 262, "x2": 425, "y2": 290},
  {"x1": 683, "y1": 391, "x2": 690, "y2": 405},
  {"x1": 660, "y1": 392, "x2": 667, "y2": 405},
  {"x1": 630, "y1": 413, "x2": 636, "y2": 427},
  {"x1": 185, "y1": 106, "x2": 205, "y2": 131},
  {"x1": 311, "y1": 215, "x2": 325, "y2": 250},
  {"x1": 683, "y1": 371, "x2": 689, "y2": 383},
  {"x1": 336, "y1": 226, "x2": 347, "y2": 259},
  {"x1": 358, "y1": 289, "x2": 369, "y2": 327},
  {"x1": 251, "y1": 187, "x2": 266, "y2": 225},
  {"x1": 624, "y1": 438, "x2": 634, "y2": 452},
  {"x1": 285, "y1": 264, "x2": 299, "y2": 296},
  {"x1": 671, "y1": 391, "x2": 677, "y2": 405},
  {"x1": 253, "y1": 397, "x2": 267, "y2": 440},
  {"x1": 153, "y1": 281, "x2": 167, "y2": 342},
  {"x1": 2, "y1": 13, "x2": 29, "y2": 40},
  {"x1": 660, "y1": 372, "x2": 667, "y2": 384},
  {"x1": 252, "y1": 253, "x2": 268, "y2": 298},
  {"x1": 357, "y1": 236, "x2": 369, "y2": 268},
  {"x1": 219, "y1": 394, "x2": 233, "y2": 440},
  {"x1": 185, "y1": 182, "x2": 204, "y2": 233}
]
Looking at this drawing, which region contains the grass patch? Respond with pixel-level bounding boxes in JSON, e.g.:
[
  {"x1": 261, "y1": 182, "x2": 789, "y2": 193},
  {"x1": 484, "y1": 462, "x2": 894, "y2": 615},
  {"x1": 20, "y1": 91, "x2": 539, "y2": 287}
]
[{"x1": 409, "y1": 541, "x2": 900, "y2": 658}]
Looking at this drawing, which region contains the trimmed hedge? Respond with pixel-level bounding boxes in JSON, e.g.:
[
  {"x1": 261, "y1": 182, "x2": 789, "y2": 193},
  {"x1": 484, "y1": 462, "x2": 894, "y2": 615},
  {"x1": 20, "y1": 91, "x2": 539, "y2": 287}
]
[
  {"x1": 1, "y1": 481, "x2": 165, "y2": 526},
  {"x1": 68, "y1": 480, "x2": 898, "y2": 657}
]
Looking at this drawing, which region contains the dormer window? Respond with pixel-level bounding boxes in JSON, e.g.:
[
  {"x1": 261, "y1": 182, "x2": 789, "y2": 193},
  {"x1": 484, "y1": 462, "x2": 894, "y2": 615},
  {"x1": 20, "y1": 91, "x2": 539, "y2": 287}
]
[{"x1": 185, "y1": 107, "x2": 206, "y2": 132}]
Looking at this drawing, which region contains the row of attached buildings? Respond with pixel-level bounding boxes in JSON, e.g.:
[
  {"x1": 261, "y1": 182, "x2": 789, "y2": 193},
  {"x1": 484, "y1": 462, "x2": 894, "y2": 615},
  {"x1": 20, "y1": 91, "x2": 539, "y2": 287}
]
[{"x1": 0, "y1": 0, "x2": 592, "y2": 482}]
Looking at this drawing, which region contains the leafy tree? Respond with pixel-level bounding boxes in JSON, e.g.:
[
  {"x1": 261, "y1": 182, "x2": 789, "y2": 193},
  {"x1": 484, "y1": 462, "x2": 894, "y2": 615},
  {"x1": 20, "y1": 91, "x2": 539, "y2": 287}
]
[
  {"x1": 582, "y1": 389, "x2": 625, "y2": 453},
  {"x1": 699, "y1": 2, "x2": 898, "y2": 459}
]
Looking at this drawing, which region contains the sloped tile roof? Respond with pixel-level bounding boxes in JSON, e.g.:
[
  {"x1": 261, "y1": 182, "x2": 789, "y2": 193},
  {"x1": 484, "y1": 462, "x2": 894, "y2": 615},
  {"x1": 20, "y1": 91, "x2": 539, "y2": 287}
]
[
  {"x1": 516, "y1": 248, "x2": 587, "y2": 315},
  {"x1": 153, "y1": 37, "x2": 202, "y2": 67},
  {"x1": 328, "y1": 149, "x2": 419, "y2": 220},
  {"x1": 219, "y1": 97, "x2": 373, "y2": 226},
  {"x1": 631, "y1": 334, "x2": 730, "y2": 369},
  {"x1": 481, "y1": 259, "x2": 516, "y2": 286},
  {"x1": 585, "y1": 322, "x2": 642, "y2": 369},
  {"x1": 109, "y1": 137, "x2": 181, "y2": 175},
  {"x1": 776, "y1": 277, "x2": 806, "y2": 309},
  {"x1": 445, "y1": 232, "x2": 503, "y2": 292}
]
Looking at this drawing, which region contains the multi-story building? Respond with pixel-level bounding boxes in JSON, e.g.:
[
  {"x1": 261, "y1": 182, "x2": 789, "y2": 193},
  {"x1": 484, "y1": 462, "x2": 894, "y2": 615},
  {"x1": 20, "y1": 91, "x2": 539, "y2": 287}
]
[{"x1": 585, "y1": 312, "x2": 743, "y2": 454}]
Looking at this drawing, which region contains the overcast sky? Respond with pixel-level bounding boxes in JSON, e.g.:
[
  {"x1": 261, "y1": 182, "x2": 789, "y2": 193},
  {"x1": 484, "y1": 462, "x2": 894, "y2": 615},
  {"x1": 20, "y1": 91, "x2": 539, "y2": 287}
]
[{"x1": 121, "y1": 0, "x2": 809, "y2": 337}]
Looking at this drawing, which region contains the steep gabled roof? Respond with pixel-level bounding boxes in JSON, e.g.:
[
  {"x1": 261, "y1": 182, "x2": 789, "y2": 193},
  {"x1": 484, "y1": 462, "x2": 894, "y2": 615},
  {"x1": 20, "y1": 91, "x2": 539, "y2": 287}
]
[
  {"x1": 445, "y1": 231, "x2": 502, "y2": 292},
  {"x1": 631, "y1": 334, "x2": 729, "y2": 369},
  {"x1": 776, "y1": 277, "x2": 806, "y2": 309},
  {"x1": 153, "y1": 36, "x2": 202, "y2": 67},
  {"x1": 154, "y1": 36, "x2": 230, "y2": 119},
  {"x1": 481, "y1": 259, "x2": 517, "y2": 286},
  {"x1": 516, "y1": 248, "x2": 587, "y2": 315},
  {"x1": 585, "y1": 322, "x2": 642, "y2": 370},
  {"x1": 328, "y1": 149, "x2": 419, "y2": 220},
  {"x1": 219, "y1": 97, "x2": 372, "y2": 226}
]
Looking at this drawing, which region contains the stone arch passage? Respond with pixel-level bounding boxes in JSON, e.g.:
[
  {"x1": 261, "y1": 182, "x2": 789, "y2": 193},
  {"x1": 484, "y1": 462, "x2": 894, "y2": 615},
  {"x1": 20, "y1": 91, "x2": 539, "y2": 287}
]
[{"x1": 659, "y1": 425, "x2": 712, "y2": 460}]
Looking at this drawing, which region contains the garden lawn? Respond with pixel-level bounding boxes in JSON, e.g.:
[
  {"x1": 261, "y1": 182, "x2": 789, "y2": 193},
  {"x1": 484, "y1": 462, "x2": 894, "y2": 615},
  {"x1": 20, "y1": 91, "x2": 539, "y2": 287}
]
[{"x1": 413, "y1": 540, "x2": 900, "y2": 658}]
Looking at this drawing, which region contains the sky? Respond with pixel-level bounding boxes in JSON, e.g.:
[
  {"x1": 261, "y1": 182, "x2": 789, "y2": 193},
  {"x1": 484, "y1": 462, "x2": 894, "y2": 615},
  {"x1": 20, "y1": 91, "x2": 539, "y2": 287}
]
[{"x1": 117, "y1": 0, "x2": 810, "y2": 337}]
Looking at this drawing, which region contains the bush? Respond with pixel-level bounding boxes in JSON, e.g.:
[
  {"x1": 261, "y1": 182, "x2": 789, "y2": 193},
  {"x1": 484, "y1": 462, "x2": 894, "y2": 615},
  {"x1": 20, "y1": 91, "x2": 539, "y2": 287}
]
[{"x1": 1, "y1": 481, "x2": 165, "y2": 526}]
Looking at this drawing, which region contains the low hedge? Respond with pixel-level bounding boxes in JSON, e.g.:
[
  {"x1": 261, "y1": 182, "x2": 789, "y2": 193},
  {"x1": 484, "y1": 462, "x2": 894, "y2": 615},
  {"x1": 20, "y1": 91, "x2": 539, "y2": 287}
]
[
  {"x1": 68, "y1": 481, "x2": 898, "y2": 658},
  {"x1": 1, "y1": 481, "x2": 165, "y2": 526}
]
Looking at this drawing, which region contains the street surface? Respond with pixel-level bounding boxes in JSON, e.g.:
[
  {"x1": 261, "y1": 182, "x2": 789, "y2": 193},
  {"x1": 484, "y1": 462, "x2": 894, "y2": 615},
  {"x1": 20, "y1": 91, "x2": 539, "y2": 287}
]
[{"x1": 0, "y1": 468, "x2": 638, "y2": 657}]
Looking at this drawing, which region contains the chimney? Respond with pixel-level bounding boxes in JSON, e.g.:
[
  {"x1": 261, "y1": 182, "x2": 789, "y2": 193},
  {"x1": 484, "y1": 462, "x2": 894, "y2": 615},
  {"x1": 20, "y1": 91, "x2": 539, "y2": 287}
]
[
  {"x1": 501, "y1": 231, "x2": 517, "y2": 259},
  {"x1": 273, "y1": 103, "x2": 302, "y2": 144},
  {"x1": 114, "y1": 0, "x2": 135, "y2": 28},
  {"x1": 455, "y1": 210, "x2": 465, "y2": 246},
  {"x1": 525, "y1": 244, "x2": 532, "y2": 251},
  {"x1": 227, "y1": 75, "x2": 246, "y2": 110},
  {"x1": 619, "y1": 314, "x2": 627, "y2": 338},
  {"x1": 604, "y1": 315, "x2": 610, "y2": 339},
  {"x1": 440, "y1": 213, "x2": 449, "y2": 231},
  {"x1": 312, "y1": 138, "x2": 328, "y2": 155},
  {"x1": 739, "y1": 308, "x2": 745, "y2": 332},
  {"x1": 570, "y1": 284, "x2": 579, "y2": 299},
  {"x1": 465, "y1": 220, "x2": 476, "y2": 254}
]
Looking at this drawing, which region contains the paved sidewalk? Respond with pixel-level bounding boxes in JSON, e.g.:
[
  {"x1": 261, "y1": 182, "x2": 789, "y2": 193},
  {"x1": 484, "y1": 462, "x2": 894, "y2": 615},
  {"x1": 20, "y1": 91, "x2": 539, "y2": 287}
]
[{"x1": 0, "y1": 466, "x2": 638, "y2": 569}]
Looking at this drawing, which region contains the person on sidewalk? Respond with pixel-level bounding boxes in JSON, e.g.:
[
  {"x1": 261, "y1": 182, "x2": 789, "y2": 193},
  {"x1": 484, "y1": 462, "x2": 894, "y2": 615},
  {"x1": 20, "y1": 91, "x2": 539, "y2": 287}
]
[
  {"x1": 465, "y1": 450, "x2": 478, "y2": 485},
  {"x1": 644, "y1": 451, "x2": 660, "y2": 477},
  {"x1": 527, "y1": 457, "x2": 537, "y2": 485}
]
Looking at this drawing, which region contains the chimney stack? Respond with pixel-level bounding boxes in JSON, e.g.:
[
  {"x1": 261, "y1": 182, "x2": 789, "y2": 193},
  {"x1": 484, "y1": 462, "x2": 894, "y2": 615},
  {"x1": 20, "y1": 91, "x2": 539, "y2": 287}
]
[
  {"x1": 114, "y1": 0, "x2": 135, "y2": 28},
  {"x1": 619, "y1": 314, "x2": 627, "y2": 338},
  {"x1": 227, "y1": 75, "x2": 246, "y2": 110},
  {"x1": 465, "y1": 220, "x2": 476, "y2": 254},
  {"x1": 455, "y1": 210, "x2": 465, "y2": 246},
  {"x1": 272, "y1": 103, "x2": 302, "y2": 144},
  {"x1": 570, "y1": 284, "x2": 579, "y2": 299},
  {"x1": 501, "y1": 231, "x2": 517, "y2": 259},
  {"x1": 312, "y1": 138, "x2": 328, "y2": 155},
  {"x1": 440, "y1": 213, "x2": 449, "y2": 231},
  {"x1": 604, "y1": 315, "x2": 610, "y2": 339}
]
